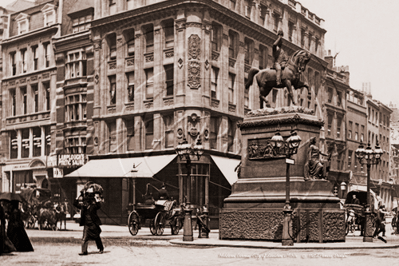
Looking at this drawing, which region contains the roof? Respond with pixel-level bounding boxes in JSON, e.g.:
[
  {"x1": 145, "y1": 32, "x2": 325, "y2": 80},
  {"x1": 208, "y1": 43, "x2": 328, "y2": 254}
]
[
  {"x1": 67, "y1": 0, "x2": 94, "y2": 16},
  {"x1": 5, "y1": 0, "x2": 36, "y2": 12}
]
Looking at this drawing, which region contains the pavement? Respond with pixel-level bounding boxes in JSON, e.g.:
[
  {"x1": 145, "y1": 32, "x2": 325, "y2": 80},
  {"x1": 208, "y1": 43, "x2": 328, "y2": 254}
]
[{"x1": 26, "y1": 219, "x2": 399, "y2": 250}]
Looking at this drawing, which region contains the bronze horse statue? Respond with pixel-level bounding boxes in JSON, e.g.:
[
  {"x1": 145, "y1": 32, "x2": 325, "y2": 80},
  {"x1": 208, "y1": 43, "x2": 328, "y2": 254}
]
[{"x1": 245, "y1": 50, "x2": 311, "y2": 108}]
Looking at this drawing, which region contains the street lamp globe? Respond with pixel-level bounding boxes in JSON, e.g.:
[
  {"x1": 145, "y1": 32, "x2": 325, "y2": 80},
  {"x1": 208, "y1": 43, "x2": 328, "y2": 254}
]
[
  {"x1": 286, "y1": 131, "x2": 301, "y2": 155},
  {"x1": 355, "y1": 143, "x2": 365, "y2": 162}
]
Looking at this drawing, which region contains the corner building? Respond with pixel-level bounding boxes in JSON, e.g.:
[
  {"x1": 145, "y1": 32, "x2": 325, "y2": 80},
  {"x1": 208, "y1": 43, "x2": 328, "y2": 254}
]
[{"x1": 61, "y1": 0, "x2": 328, "y2": 225}]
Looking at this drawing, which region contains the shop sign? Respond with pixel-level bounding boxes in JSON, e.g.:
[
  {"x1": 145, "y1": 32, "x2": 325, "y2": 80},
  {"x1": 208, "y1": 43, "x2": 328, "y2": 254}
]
[
  {"x1": 58, "y1": 154, "x2": 85, "y2": 168},
  {"x1": 53, "y1": 167, "x2": 63, "y2": 178}
]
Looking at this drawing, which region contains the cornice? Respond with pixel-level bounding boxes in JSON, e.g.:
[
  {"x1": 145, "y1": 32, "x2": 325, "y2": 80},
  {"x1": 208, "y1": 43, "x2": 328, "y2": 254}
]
[
  {"x1": 238, "y1": 113, "x2": 324, "y2": 129},
  {"x1": 2, "y1": 66, "x2": 57, "y2": 82},
  {"x1": 53, "y1": 31, "x2": 91, "y2": 53},
  {"x1": 1, "y1": 24, "x2": 59, "y2": 45},
  {"x1": 324, "y1": 102, "x2": 346, "y2": 115}
]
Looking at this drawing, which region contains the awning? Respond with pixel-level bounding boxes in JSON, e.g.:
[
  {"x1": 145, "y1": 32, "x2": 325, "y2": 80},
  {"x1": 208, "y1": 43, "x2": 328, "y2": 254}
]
[
  {"x1": 210, "y1": 155, "x2": 240, "y2": 185},
  {"x1": 65, "y1": 155, "x2": 176, "y2": 178}
]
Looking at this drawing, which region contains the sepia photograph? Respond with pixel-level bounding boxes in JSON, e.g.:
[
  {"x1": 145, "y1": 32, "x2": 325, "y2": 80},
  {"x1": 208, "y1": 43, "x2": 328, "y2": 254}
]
[{"x1": 0, "y1": 0, "x2": 399, "y2": 265}]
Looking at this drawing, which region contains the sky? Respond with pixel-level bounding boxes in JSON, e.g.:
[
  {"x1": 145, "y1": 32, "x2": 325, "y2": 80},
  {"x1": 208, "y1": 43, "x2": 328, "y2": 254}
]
[{"x1": 1, "y1": 0, "x2": 398, "y2": 106}]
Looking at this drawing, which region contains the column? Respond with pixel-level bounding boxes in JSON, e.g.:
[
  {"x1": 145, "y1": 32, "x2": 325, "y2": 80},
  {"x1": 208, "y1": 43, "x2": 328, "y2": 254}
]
[
  {"x1": 134, "y1": 30, "x2": 144, "y2": 110},
  {"x1": 153, "y1": 23, "x2": 163, "y2": 108},
  {"x1": 17, "y1": 130, "x2": 22, "y2": 159},
  {"x1": 29, "y1": 128, "x2": 33, "y2": 158},
  {"x1": 41, "y1": 127, "x2": 46, "y2": 156}
]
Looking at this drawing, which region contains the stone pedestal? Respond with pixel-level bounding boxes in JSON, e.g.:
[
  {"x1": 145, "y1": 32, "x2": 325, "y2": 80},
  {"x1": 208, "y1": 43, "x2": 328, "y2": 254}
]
[{"x1": 219, "y1": 111, "x2": 346, "y2": 242}]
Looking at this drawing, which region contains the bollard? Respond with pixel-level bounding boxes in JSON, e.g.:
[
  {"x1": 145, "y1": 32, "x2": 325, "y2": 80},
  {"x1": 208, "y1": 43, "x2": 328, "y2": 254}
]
[{"x1": 183, "y1": 208, "x2": 193, "y2": 241}]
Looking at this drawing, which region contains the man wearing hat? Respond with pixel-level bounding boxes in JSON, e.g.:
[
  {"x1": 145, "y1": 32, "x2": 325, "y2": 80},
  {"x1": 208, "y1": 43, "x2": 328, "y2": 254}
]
[{"x1": 373, "y1": 204, "x2": 388, "y2": 242}]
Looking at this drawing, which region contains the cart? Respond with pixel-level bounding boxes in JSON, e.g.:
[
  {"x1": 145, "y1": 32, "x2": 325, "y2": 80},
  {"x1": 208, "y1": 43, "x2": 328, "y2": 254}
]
[{"x1": 127, "y1": 184, "x2": 184, "y2": 236}]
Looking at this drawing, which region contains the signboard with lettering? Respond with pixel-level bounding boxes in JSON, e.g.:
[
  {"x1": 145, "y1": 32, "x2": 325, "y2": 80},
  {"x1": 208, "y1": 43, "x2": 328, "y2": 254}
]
[
  {"x1": 58, "y1": 154, "x2": 85, "y2": 168},
  {"x1": 53, "y1": 167, "x2": 63, "y2": 178}
]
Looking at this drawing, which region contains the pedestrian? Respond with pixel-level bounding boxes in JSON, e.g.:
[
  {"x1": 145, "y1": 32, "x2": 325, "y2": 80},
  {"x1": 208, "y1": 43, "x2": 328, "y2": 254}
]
[
  {"x1": 73, "y1": 189, "x2": 104, "y2": 255},
  {"x1": 351, "y1": 194, "x2": 360, "y2": 205},
  {"x1": 373, "y1": 205, "x2": 387, "y2": 243},
  {"x1": 6, "y1": 200, "x2": 34, "y2": 252},
  {"x1": 158, "y1": 183, "x2": 169, "y2": 200}
]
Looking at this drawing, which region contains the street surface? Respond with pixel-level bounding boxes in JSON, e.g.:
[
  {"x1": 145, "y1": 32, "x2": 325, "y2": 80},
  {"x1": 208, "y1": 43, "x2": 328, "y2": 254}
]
[{"x1": 2, "y1": 240, "x2": 399, "y2": 266}]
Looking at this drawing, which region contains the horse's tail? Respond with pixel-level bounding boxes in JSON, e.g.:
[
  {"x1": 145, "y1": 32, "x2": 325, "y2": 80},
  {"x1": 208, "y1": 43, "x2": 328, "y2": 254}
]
[{"x1": 245, "y1": 68, "x2": 260, "y2": 89}]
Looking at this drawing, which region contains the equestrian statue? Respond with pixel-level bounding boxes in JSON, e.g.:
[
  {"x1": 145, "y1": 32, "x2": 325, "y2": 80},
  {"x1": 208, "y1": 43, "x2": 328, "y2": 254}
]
[{"x1": 245, "y1": 30, "x2": 311, "y2": 108}]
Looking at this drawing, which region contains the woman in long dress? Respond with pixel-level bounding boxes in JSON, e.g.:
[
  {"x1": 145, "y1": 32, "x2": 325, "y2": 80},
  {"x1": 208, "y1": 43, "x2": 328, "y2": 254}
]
[{"x1": 7, "y1": 201, "x2": 34, "y2": 252}]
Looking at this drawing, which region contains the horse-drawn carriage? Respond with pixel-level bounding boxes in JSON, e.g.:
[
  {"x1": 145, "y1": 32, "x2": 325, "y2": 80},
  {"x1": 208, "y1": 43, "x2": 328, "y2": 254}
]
[
  {"x1": 19, "y1": 187, "x2": 58, "y2": 230},
  {"x1": 344, "y1": 190, "x2": 378, "y2": 235},
  {"x1": 127, "y1": 184, "x2": 184, "y2": 236}
]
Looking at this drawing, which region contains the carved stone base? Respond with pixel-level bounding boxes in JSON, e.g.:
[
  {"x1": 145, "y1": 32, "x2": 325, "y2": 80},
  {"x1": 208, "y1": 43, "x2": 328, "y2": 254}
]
[{"x1": 220, "y1": 207, "x2": 345, "y2": 242}]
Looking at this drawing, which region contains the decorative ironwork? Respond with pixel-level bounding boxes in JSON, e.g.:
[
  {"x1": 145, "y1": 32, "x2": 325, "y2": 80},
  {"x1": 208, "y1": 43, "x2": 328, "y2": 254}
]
[
  {"x1": 126, "y1": 57, "x2": 134, "y2": 66},
  {"x1": 145, "y1": 53, "x2": 154, "y2": 62},
  {"x1": 108, "y1": 61, "x2": 116, "y2": 69}
]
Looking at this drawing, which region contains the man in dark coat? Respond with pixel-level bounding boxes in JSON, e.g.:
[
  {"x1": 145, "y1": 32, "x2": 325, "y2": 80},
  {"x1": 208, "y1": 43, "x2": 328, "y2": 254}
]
[
  {"x1": 351, "y1": 194, "x2": 360, "y2": 205},
  {"x1": 158, "y1": 184, "x2": 169, "y2": 200},
  {"x1": 373, "y1": 205, "x2": 387, "y2": 242},
  {"x1": 74, "y1": 191, "x2": 104, "y2": 255}
]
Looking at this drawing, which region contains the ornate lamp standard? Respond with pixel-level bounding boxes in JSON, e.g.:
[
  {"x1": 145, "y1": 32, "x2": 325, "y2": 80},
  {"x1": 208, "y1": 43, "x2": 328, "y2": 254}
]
[
  {"x1": 355, "y1": 140, "x2": 383, "y2": 242},
  {"x1": 271, "y1": 130, "x2": 302, "y2": 246},
  {"x1": 175, "y1": 138, "x2": 204, "y2": 241}
]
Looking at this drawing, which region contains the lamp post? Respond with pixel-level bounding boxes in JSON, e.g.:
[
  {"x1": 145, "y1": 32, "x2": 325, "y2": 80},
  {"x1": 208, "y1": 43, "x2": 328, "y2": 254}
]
[
  {"x1": 355, "y1": 140, "x2": 383, "y2": 242},
  {"x1": 175, "y1": 138, "x2": 204, "y2": 241},
  {"x1": 271, "y1": 130, "x2": 302, "y2": 246}
]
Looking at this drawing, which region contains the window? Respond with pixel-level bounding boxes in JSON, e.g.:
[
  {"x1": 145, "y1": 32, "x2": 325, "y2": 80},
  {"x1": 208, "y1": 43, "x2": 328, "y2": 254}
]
[
  {"x1": 327, "y1": 113, "x2": 333, "y2": 136},
  {"x1": 244, "y1": 38, "x2": 253, "y2": 65},
  {"x1": 124, "y1": 29, "x2": 135, "y2": 57},
  {"x1": 348, "y1": 121, "x2": 352, "y2": 139},
  {"x1": 66, "y1": 50, "x2": 86, "y2": 79},
  {"x1": 230, "y1": 0, "x2": 236, "y2": 10},
  {"x1": 327, "y1": 87, "x2": 333, "y2": 103},
  {"x1": 65, "y1": 135, "x2": 86, "y2": 154},
  {"x1": 33, "y1": 127, "x2": 41, "y2": 157},
  {"x1": 19, "y1": 20, "x2": 27, "y2": 34},
  {"x1": 211, "y1": 23, "x2": 222, "y2": 52},
  {"x1": 164, "y1": 114, "x2": 174, "y2": 148},
  {"x1": 21, "y1": 49, "x2": 27, "y2": 73},
  {"x1": 315, "y1": 37, "x2": 319, "y2": 53},
  {"x1": 145, "y1": 68, "x2": 154, "y2": 99},
  {"x1": 337, "y1": 91, "x2": 342, "y2": 106},
  {"x1": 348, "y1": 150, "x2": 353, "y2": 169},
  {"x1": 107, "y1": 33, "x2": 117, "y2": 60},
  {"x1": 44, "y1": 42, "x2": 50, "y2": 68},
  {"x1": 42, "y1": 4, "x2": 56, "y2": 26},
  {"x1": 228, "y1": 31, "x2": 238, "y2": 59},
  {"x1": 10, "y1": 130, "x2": 18, "y2": 159},
  {"x1": 361, "y1": 125, "x2": 365, "y2": 142},
  {"x1": 355, "y1": 123, "x2": 359, "y2": 141},
  {"x1": 72, "y1": 14, "x2": 92, "y2": 33},
  {"x1": 165, "y1": 64, "x2": 174, "y2": 96},
  {"x1": 109, "y1": 75, "x2": 116, "y2": 104},
  {"x1": 44, "y1": 82, "x2": 50, "y2": 111},
  {"x1": 108, "y1": 120, "x2": 117, "y2": 152},
  {"x1": 65, "y1": 94, "x2": 87, "y2": 122},
  {"x1": 126, "y1": 72, "x2": 134, "y2": 102},
  {"x1": 21, "y1": 87, "x2": 27, "y2": 115},
  {"x1": 288, "y1": 21, "x2": 294, "y2": 41},
  {"x1": 32, "y1": 84, "x2": 39, "y2": 113},
  {"x1": 10, "y1": 52, "x2": 16, "y2": 76},
  {"x1": 32, "y1": 45, "x2": 38, "y2": 70},
  {"x1": 228, "y1": 119, "x2": 235, "y2": 152},
  {"x1": 109, "y1": 0, "x2": 117, "y2": 15},
  {"x1": 143, "y1": 24, "x2": 154, "y2": 53},
  {"x1": 301, "y1": 29, "x2": 306, "y2": 47},
  {"x1": 144, "y1": 115, "x2": 154, "y2": 150},
  {"x1": 10, "y1": 89, "x2": 16, "y2": 116},
  {"x1": 126, "y1": 118, "x2": 135, "y2": 151},
  {"x1": 337, "y1": 116, "x2": 342, "y2": 138},
  {"x1": 22, "y1": 128, "x2": 29, "y2": 158},
  {"x1": 210, "y1": 117, "x2": 218, "y2": 150},
  {"x1": 211, "y1": 67, "x2": 219, "y2": 99},
  {"x1": 163, "y1": 19, "x2": 174, "y2": 48},
  {"x1": 273, "y1": 13, "x2": 280, "y2": 32},
  {"x1": 244, "y1": 0, "x2": 252, "y2": 18},
  {"x1": 259, "y1": 5, "x2": 267, "y2": 25},
  {"x1": 244, "y1": 83, "x2": 249, "y2": 108},
  {"x1": 228, "y1": 73, "x2": 235, "y2": 104},
  {"x1": 259, "y1": 45, "x2": 268, "y2": 69}
]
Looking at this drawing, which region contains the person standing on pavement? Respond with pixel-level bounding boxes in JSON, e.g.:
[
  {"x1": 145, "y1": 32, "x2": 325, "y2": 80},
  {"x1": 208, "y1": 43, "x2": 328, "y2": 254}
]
[
  {"x1": 73, "y1": 189, "x2": 104, "y2": 255},
  {"x1": 373, "y1": 205, "x2": 387, "y2": 242},
  {"x1": 158, "y1": 184, "x2": 169, "y2": 200},
  {"x1": 6, "y1": 201, "x2": 34, "y2": 252}
]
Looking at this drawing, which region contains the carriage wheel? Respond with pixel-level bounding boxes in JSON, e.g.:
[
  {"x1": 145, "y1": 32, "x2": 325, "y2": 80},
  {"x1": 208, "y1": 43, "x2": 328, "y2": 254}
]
[
  {"x1": 154, "y1": 212, "x2": 165, "y2": 236},
  {"x1": 149, "y1": 219, "x2": 157, "y2": 235},
  {"x1": 170, "y1": 217, "x2": 183, "y2": 235},
  {"x1": 128, "y1": 211, "x2": 140, "y2": 236}
]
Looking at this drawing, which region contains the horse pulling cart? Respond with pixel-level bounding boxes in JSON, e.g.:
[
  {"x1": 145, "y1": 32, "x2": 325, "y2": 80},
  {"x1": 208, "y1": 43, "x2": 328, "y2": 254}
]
[{"x1": 128, "y1": 184, "x2": 184, "y2": 236}]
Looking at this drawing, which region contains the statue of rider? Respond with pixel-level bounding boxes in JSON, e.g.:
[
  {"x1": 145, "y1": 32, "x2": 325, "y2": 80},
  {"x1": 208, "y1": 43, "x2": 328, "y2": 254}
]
[{"x1": 273, "y1": 30, "x2": 288, "y2": 86}]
